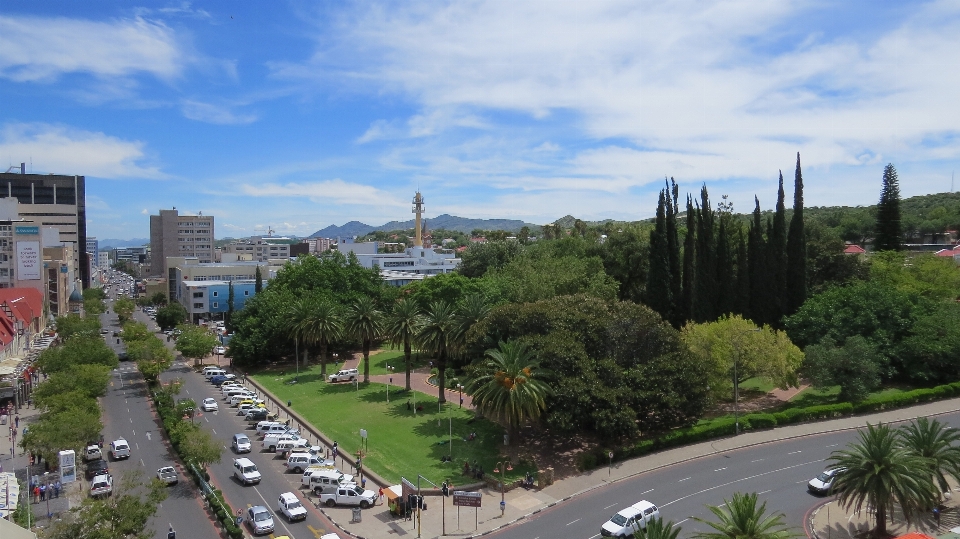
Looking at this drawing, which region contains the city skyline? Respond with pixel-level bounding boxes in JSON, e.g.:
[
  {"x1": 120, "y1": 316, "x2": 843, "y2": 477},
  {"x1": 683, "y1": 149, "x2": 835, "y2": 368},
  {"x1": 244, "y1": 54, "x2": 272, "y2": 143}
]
[{"x1": 3, "y1": 1, "x2": 960, "y2": 240}]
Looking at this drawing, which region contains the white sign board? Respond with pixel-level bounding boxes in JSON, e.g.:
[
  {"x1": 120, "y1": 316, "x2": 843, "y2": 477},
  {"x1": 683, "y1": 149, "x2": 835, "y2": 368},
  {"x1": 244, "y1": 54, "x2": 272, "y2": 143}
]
[
  {"x1": 16, "y1": 241, "x2": 41, "y2": 280},
  {"x1": 59, "y1": 449, "x2": 77, "y2": 483}
]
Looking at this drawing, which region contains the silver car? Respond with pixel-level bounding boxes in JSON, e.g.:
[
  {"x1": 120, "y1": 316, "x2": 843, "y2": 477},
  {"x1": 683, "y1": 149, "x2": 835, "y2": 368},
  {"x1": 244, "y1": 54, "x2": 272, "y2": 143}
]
[{"x1": 247, "y1": 505, "x2": 274, "y2": 535}]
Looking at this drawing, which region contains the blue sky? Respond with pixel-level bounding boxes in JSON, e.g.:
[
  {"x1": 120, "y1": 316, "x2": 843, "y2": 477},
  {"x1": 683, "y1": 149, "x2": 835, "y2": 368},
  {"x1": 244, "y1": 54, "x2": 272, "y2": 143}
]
[{"x1": 3, "y1": 1, "x2": 960, "y2": 240}]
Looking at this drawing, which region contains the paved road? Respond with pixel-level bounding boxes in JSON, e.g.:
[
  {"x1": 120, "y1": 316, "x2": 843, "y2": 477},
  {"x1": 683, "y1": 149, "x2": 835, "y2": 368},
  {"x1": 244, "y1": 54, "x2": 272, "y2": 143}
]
[
  {"x1": 100, "y1": 295, "x2": 217, "y2": 538},
  {"x1": 489, "y1": 411, "x2": 960, "y2": 539}
]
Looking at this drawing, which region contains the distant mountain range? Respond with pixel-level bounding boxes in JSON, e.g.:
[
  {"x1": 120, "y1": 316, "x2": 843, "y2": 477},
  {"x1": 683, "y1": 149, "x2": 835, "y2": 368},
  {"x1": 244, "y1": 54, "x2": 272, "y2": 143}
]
[
  {"x1": 98, "y1": 238, "x2": 149, "y2": 250},
  {"x1": 310, "y1": 214, "x2": 540, "y2": 238}
]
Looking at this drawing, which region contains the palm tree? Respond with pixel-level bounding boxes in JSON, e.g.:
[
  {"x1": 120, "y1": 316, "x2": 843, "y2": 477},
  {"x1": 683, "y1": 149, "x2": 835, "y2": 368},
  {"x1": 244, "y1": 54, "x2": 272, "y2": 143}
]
[
  {"x1": 467, "y1": 340, "x2": 552, "y2": 444},
  {"x1": 418, "y1": 300, "x2": 456, "y2": 403},
  {"x1": 291, "y1": 299, "x2": 343, "y2": 379},
  {"x1": 692, "y1": 492, "x2": 794, "y2": 539},
  {"x1": 385, "y1": 298, "x2": 423, "y2": 391},
  {"x1": 899, "y1": 417, "x2": 960, "y2": 500},
  {"x1": 635, "y1": 517, "x2": 682, "y2": 539},
  {"x1": 829, "y1": 422, "x2": 937, "y2": 537},
  {"x1": 451, "y1": 293, "x2": 490, "y2": 362},
  {"x1": 285, "y1": 297, "x2": 314, "y2": 376},
  {"x1": 346, "y1": 296, "x2": 383, "y2": 383}
]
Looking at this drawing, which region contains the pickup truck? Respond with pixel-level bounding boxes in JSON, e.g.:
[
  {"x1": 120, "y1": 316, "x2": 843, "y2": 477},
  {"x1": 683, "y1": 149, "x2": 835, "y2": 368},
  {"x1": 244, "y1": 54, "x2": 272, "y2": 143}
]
[
  {"x1": 277, "y1": 491, "x2": 308, "y2": 522},
  {"x1": 263, "y1": 432, "x2": 302, "y2": 453},
  {"x1": 319, "y1": 485, "x2": 376, "y2": 508},
  {"x1": 90, "y1": 474, "x2": 113, "y2": 498},
  {"x1": 156, "y1": 466, "x2": 178, "y2": 485}
]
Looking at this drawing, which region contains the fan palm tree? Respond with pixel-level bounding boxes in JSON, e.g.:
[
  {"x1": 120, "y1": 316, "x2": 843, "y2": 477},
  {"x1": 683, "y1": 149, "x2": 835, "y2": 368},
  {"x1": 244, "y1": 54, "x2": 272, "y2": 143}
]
[
  {"x1": 829, "y1": 422, "x2": 937, "y2": 537},
  {"x1": 418, "y1": 300, "x2": 456, "y2": 403},
  {"x1": 451, "y1": 293, "x2": 490, "y2": 362},
  {"x1": 692, "y1": 492, "x2": 794, "y2": 539},
  {"x1": 345, "y1": 296, "x2": 383, "y2": 383},
  {"x1": 292, "y1": 299, "x2": 343, "y2": 379},
  {"x1": 899, "y1": 417, "x2": 960, "y2": 500},
  {"x1": 385, "y1": 298, "x2": 423, "y2": 391},
  {"x1": 285, "y1": 297, "x2": 315, "y2": 376},
  {"x1": 467, "y1": 340, "x2": 552, "y2": 444},
  {"x1": 634, "y1": 517, "x2": 682, "y2": 539}
]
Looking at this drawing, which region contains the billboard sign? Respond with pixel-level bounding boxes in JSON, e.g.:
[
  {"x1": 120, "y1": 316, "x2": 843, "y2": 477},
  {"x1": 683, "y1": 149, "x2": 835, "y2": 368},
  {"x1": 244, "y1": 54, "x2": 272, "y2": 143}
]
[
  {"x1": 15, "y1": 226, "x2": 38, "y2": 235},
  {"x1": 59, "y1": 449, "x2": 77, "y2": 483},
  {"x1": 453, "y1": 491, "x2": 482, "y2": 507},
  {"x1": 16, "y1": 241, "x2": 41, "y2": 280}
]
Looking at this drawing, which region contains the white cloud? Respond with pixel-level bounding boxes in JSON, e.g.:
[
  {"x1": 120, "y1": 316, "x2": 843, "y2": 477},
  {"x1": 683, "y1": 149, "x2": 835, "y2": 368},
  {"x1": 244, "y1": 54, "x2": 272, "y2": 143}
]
[
  {"x1": 181, "y1": 100, "x2": 257, "y2": 125},
  {"x1": 0, "y1": 123, "x2": 164, "y2": 179},
  {"x1": 0, "y1": 15, "x2": 185, "y2": 82},
  {"x1": 240, "y1": 179, "x2": 407, "y2": 207},
  {"x1": 141, "y1": 209, "x2": 149, "y2": 215}
]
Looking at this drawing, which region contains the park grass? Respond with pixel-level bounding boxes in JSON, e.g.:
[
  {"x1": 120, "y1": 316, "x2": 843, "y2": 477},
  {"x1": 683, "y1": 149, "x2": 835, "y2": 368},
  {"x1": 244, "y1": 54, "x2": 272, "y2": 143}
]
[{"x1": 253, "y1": 364, "x2": 533, "y2": 487}]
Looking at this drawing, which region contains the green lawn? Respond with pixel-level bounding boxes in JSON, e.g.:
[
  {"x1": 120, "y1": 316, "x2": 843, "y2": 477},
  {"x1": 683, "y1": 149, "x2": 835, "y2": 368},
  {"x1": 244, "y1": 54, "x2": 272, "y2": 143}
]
[{"x1": 253, "y1": 365, "x2": 532, "y2": 487}]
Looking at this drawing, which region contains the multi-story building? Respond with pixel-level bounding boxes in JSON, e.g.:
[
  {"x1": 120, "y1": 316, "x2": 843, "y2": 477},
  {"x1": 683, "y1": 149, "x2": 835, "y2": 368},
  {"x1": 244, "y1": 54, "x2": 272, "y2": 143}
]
[
  {"x1": 0, "y1": 167, "x2": 88, "y2": 288},
  {"x1": 98, "y1": 251, "x2": 110, "y2": 269},
  {"x1": 220, "y1": 236, "x2": 291, "y2": 262},
  {"x1": 149, "y1": 208, "x2": 214, "y2": 277},
  {"x1": 180, "y1": 279, "x2": 259, "y2": 323},
  {"x1": 165, "y1": 256, "x2": 272, "y2": 308}
]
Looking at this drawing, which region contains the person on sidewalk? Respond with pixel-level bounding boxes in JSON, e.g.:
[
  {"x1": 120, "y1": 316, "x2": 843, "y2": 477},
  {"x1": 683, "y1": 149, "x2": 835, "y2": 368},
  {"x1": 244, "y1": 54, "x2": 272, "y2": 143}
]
[
  {"x1": 33, "y1": 485, "x2": 39, "y2": 504},
  {"x1": 40, "y1": 483, "x2": 46, "y2": 501},
  {"x1": 54, "y1": 480, "x2": 60, "y2": 498}
]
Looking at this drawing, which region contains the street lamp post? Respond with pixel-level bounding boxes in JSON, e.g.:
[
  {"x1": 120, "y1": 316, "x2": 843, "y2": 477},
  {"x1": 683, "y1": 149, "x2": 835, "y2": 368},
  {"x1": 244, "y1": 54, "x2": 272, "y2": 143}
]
[
  {"x1": 493, "y1": 460, "x2": 513, "y2": 517},
  {"x1": 386, "y1": 365, "x2": 395, "y2": 403},
  {"x1": 457, "y1": 383, "x2": 464, "y2": 408}
]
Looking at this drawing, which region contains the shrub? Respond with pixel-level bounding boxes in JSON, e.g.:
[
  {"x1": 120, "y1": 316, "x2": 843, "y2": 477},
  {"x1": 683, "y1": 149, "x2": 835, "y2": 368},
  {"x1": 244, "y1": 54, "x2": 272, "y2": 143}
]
[{"x1": 743, "y1": 413, "x2": 777, "y2": 429}]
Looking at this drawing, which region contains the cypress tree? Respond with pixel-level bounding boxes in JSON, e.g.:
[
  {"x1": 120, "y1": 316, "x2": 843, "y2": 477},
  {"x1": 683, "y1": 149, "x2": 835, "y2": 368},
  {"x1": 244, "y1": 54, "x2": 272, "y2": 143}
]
[
  {"x1": 226, "y1": 280, "x2": 235, "y2": 332},
  {"x1": 748, "y1": 197, "x2": 766, "y2": 325},
  {"x1": 786, "y1": 152, "x2": 807, "y2": 314},
  {"x1": 681, "y1": 195, "x2": 697, "y2": 323},
  {"x1": 715, "y1": 216, "x2": 734, "y2": 316},
  {"x1": 768, "y1": 172, "x2": 788, "y2": 326},
  {"x1": 694, "y1": 185, "x2": 717, "y2": 322},
  {"x1": 874, "y1": 163, "x2": 904, "y2": 251},
  {"x1": 645, "y1": 190, "x2": 672, "y2": 320},
  {"x1": 666, "y1": 179, "x2": 683, "y2": 327},
  {"x1": 255, "y1": 265, "x2": 263, "y2": 293},
  {"x1": 735, "y1": 228, "x2": 750, "y2": 317}
]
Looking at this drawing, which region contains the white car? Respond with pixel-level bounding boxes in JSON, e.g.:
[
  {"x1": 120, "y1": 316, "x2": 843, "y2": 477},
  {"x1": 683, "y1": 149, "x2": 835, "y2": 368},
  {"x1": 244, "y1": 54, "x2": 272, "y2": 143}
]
[
  {"x1": 808, "y1": 468, "x2": 844, "y2": 495},
  {"x1": 233, "y1": 458, "x2": 261, "y2": 485},
  {"x1": 109, "y1": 439, "x2": 131, "y2": 460},
  {"x1": 201, "y1": 398, "x2": 218, "y2": 412},
  {"x1": 277, "y1": 491, "x2": 308, "y2": 522},
  {"x1": 214, "y1": 346, "x2": 226, "y2": 355},
  {"x1": 328, "y1": 368, "x2": 359, "y2": 382},
  {"x1": 601, "y1": 500, "x2": 660, "y2": 537}
]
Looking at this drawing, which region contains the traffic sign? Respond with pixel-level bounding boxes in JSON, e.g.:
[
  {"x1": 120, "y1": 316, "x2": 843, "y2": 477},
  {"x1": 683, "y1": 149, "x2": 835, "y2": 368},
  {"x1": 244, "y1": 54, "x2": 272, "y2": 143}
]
[{"x1": 452, "y1": 491, "x2": 482, "y2": 507}]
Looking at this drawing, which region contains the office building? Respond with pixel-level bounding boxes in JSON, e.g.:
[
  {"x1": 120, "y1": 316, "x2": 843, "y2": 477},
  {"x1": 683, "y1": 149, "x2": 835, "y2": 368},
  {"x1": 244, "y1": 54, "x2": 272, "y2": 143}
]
[
  {"x1": 0, "y1": 167, "x2": 87, "y2": 288},
  {"x1": 220, "y1": 236, "x2": 291, "y2": 262},
  {"x1": 149, "y1": 208, "x2": 215, "y2": 277}
]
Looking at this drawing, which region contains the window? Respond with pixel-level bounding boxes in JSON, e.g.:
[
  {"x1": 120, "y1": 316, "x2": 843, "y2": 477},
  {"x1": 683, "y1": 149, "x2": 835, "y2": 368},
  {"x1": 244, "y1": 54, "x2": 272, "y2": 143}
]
[
  {"x1": 212, "y1": 291, "x2": 218, "y2": 297},
  {"x1": 244, "y1": 290, "x2": 249, "y2": 296},
  {"x1": 212, "y1": 302, "x2": 219, "y2": 308},
  {"x1": 193, "y1": 303, "x2": 204, "y2": 309},
  {"x1": 193, "y1": 292, "x2": 203, "y2": 298}
]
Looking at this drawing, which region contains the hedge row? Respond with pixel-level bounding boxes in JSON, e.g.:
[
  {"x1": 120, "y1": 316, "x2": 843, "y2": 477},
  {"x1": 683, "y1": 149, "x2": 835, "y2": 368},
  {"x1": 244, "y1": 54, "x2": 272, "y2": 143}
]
[
  {"x1": 154, "y1": 388, "x2": 244, "y2": 539},
  {"x1": 579, "y1": 381, "x2": 960, "y2": 471}
]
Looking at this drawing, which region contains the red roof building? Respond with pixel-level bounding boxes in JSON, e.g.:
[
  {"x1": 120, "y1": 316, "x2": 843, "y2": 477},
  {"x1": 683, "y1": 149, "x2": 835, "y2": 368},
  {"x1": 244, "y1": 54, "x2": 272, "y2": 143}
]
[{"x1": 843, "y1": 244, "x2": 866, "y2": 254}]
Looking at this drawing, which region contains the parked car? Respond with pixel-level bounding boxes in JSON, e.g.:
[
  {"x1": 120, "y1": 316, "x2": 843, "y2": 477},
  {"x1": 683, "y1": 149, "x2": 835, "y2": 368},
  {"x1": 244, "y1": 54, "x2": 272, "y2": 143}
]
[
  {"x1": 319, "y1": 485, "x2": 376, "y2": 508},
  {"x1": 246, "y1": 505, "x2": 275, "y2": 535},
  {"x1": 808, "y1": 468, "x2": 844, "y2": 495},
  {"x1": 85, "y1": 459, "x2": 109, "y2": 480},
  {"x1": 328, "y1": 368, "x2": 359, "y2": 383},
  {"x1": 156, "y1": 466, "x2": 178, "y2": 485},
  {"x1": 277, "y1": 491, "x2": 308, "y2": 522},
  {"x1": 245, "y1": 408, "x2": 271, "y2": 422},
  {"x1": 90, "y1": 474, "x2": 113, "y2": 498},
  {"x1": 83, "y1": 444, "x2": 102, "y2": 462}
]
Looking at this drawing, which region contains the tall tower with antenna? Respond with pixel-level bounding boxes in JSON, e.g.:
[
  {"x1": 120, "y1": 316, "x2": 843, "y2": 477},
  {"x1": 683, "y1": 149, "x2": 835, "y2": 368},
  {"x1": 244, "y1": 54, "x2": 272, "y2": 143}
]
[{"x1": 412, "y1": 191, "x2": 425, "y2": 247}]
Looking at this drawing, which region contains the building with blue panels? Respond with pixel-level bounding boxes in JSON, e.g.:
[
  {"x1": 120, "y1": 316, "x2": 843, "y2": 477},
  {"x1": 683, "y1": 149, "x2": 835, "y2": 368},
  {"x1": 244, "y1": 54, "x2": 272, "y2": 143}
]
[{"x1": 180, "y1": 279, "x2": 259, "y2": 323}]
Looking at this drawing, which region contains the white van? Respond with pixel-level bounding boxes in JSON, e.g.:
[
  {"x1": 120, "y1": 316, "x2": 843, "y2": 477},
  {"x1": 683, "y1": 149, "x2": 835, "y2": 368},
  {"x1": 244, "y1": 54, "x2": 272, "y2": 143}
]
[
  {"x1": 262, "y1": 424, "x2": 298, "y2": 438},
  {"x1": 286, "y1": 454, "x2": 333, "y2": 473},
  {"x1": 300, "y1": 464, "x2": 341, "y2": 484},
  {"x1": 205, "y1": 368, "x2": 226, "y2": 380},
  {"x1": 305, "y1": 469, "x2": 356, "y2": 496},
  {"x1": 600, "y1": 500, "x2": 660, "y2": 537},
  {"x1": 263, "y1": 432, "x2": 301, "y2": 452},
  {"x1": 224, "y1": 389, "x2": 252, "y2": 402},
  {"x1": 201, "y1": 366, "x2": 219, "y2": 377},
  {"x1": 233, "y1": 458, "x2": 262, "y2": 485},
  {"x1": 256, "y1": 421, "x2": 282, "y2": 435},
  {"x1": 275, "y1": 438, "x2": 310, "y2": 456}
]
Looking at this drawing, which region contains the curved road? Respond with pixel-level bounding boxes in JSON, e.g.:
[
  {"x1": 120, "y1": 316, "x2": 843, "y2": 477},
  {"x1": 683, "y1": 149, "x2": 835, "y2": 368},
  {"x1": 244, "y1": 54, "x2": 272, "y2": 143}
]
[{"x1": 489, "y1": 412, "x2": 960, "y2": 539}]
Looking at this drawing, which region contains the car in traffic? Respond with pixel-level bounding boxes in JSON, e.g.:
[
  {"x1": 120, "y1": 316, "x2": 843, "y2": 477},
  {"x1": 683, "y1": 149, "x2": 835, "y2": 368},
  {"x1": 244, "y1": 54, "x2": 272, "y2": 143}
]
[
  {"x1": 214, "y1": 346, "x2": 226, "y2": 355},
  {"x1": 277, "y1": 491, "x2": 308, "y2": 522},
  {"x1": 109, "y1": 439, "x2": 131, "y2": 460},
  {"x1": 600, "y1": 500, "x2": 660, "y2": 537},
  {"x1": 156, "y1": 466, "x2": 179, "y2": 485},
  {"x1": 201, "y1": 398, "x2": 219, "y2": 412},
  {"x1": 246, "y1": 505, "x2": 275, "y2": 535},
  {"x1": 328, "y1": 368, "x2": 359, "y2": 383},
  {"x1": 808, "y1": 467, "x2": 844, "y2": 495},
  {"x1": 233, "y1": 457, "x2": 262, "y2": 485},
  {"x1": 232, "y1": 433, "x2": 252, "y2": 453}
]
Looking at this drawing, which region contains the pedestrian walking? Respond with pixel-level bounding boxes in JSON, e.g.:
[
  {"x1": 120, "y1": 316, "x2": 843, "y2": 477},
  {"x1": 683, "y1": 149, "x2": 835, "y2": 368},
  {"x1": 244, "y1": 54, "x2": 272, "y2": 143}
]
[
  {"x1": 378, "y1": 487, "x2": 384, "y2": 504},
  {"x1": 54, "y1": 480, "x2": 61, "y2": 498},
  {"x1": 39, "y1": 483, "x2": 46, "y2": 501},
  {"x1": 33, "y1": 485, "x2": 39, "y2": 504},
  {"x1": 14, "y1": 415, "x2": 18, "y2": 428},
  {"x1": 168, "y1": 526, "x2": 176, "y2": 539}
]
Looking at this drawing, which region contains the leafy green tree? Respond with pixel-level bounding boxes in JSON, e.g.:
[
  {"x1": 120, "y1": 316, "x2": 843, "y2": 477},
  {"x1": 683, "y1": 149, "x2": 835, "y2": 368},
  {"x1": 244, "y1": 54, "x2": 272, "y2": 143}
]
[
  {"x1": 634, "y1": 517, "x2": 682, "y2": 539},
  {"x1": 36, "y1": 336, "x2": 117, "y2": 373},
  {"x1": 468, "y1": 340, "x2": 553, "y2": 444},
  {"x1": 681, "y1": 195, "x2": 697, "y2": 322},
  {"x1": 804, "y1": 220, "x2": 868, "y2": 294},
  {"x1": 33, "y1": 364, "x2": 112, "y2": 401},
  {"x1": 346, "y1": 296, "x2": 383, "y2": 383},
  {"x1": 786, "y1": 152, "x2": 807, "y2": 315},
  {"x1": 130, "y1": 337, "x2": 174, "y2": 383},
  {"x1": 178, "y1": 424, "x2": 223, "y2": 469},
  {"x1": 899, "y1": 417, "x2": 960, "y2": 499},
  {"x1": 898, "y1": 301, "x2": 960, "y2": 384},
  {"x1": 767, "y1": 173, "x2": 788, "y2": 326},
  {"x1": 175, "y1": 323, "x2": 219, "y2": 366},
  {"x1": 870, "y1": 251, "x2": 960, "y2": 302},
  {"x1": 486, "y1": 251, "x2": 619, "y2": 304},
  {"x1": 21, "y1": 405, "x2": 103, "y2": 465},
  {"x1": 694, "y1": 186, "x2": 718, "y2": 322},
  {"x1": 748, "y1": 197, "x2": 767, "y2": 326},
  {"x1": 681, "y1": 315, "x2": 802, "y2": 403},
  {"x1": 55, "y1": 313, "x2": 101, "y2": 340},
  {"x1": 457, "y1": 240, "x2": 525, "y2": 278},
  {"x1": 594, "y1": 223, "x2": 649, "y2": 304},
  {"x1": 830, "y1": 423, "x2": 937, "y2": 537},
  {"x1": 874, "y1": 163, "x2": 903, "y2": 252},
  {"x1": 803, "y1": 336, "x2": 880, "y2": 402},
  {"x1": 113, "y1": 297, "x2": 136, "y2": 322},
  {"x1": 385, "y1": 298, "x2": 422, "y2": 391},
  {"x1": 692, "y1": 492, "x2": 795, "y2": 539},
  {"x1": 149, "y1": 292, "x2": 167, "y2": 306},
  {"x1": 82, "y1": 288, "x2": 106, "y2": 315},
  {"x1": 42, "y1": 471, "x2": 167, "y2": 539},
  {"x1": 418, "y1": 300, "x2": 456, "y2": 403},
  {"x1": 155, "y1": 302, "x2": 187, "y2": 330},
  {"x1": 404, "y1": 272, "x2": 495, "y2": 309},
  {"x1": 120, "y1": 321, "x2": 153, "y2": 343}
]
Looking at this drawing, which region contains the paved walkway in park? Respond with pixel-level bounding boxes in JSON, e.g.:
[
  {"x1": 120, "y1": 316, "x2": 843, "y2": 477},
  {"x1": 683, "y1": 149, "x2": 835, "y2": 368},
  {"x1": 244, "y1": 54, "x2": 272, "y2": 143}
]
[{"x1": 341, "y1": 352, "x2": 476, "y2": 410}]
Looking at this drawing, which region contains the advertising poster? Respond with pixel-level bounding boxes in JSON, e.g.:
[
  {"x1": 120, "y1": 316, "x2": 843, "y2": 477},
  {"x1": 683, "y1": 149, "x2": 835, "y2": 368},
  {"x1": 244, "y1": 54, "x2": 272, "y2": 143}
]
[{"x1": 16, "y1": 241, "x2": 41, "y2": 280}]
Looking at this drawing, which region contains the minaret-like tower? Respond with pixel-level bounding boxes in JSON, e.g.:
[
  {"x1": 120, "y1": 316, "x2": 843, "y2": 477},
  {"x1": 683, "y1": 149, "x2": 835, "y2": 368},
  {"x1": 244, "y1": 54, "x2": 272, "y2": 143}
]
[{"x1": 412, "y1": 191, "x2": 425, "y2": 247}]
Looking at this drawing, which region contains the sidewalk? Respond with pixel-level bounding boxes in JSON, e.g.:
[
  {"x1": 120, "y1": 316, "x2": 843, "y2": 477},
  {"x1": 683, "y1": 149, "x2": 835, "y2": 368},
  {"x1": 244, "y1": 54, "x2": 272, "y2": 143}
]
[
  {"x1": 342, "y1": 353, "x2": 476, "y2": 410},
  {"x1": 331, "y1": 396, "x2": 960, "y2": 539}
]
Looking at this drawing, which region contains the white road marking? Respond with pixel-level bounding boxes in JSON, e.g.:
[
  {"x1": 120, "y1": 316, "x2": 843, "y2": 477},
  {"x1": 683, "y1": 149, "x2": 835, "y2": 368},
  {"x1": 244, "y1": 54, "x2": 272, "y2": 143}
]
[
  {"x1": 714, "y1": 467, "x2": 727, "y2": 472},
  {"x1": 676, "y1": 518, "x2": 689, "y2": 525},
  {"x1": 132, "y1": 429, "x2": 136, "y2": 436},
  {"x1": 205, "y1": 416, "x2": 210, "y2": 423},
  {"x1": 717, "y1": 503, "x2": 727, "y2": 508},
  {"x1": 185, "y1": 389, "x2": 190, "y2": 394},
  {"x1": 641, "y1": 489, "x2": 654, "y2": 495},
  {"x1": 826, "y1": 444, "x2": 838, "y2": 447},
  {"x1": 603, "y1": 503, "x2": 618, "y2": 509},
  {"x1": 146, "y1": 432, "x2": 151, "y2": 441},
  {"x1": 567, "y1": 518, "x2": 581, "y2": 525},
  {"x1": 129, "y1": 418, "x2": 133, "y2": 423},
  {"x1": 139, "y1": 458, "x2": 145, "y2": 467},
  {"x1": 136, "y1": 443, "x2": 140, "y2": 450},
  {"x1": 788, "y1": 450, "x2": 802, "y2": 455},
  {"x1": 252, "y1": 485, "x2": 295, "y2": 536},
  {"x1": 662, "y1": 458, "x2": 825, "y2": 507},
  {"x1": 212, "y1": 429, "x2": 217, "y2": 435},
  {"x1": 758, "y1": 490, "x2": 771, "y2": 495},
  {"x1": 678, "y1": 477, "x2": 691, "y2": 482},
  {"x1": 751, "y1": 459, "x2": 765, "y2": 463}
]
